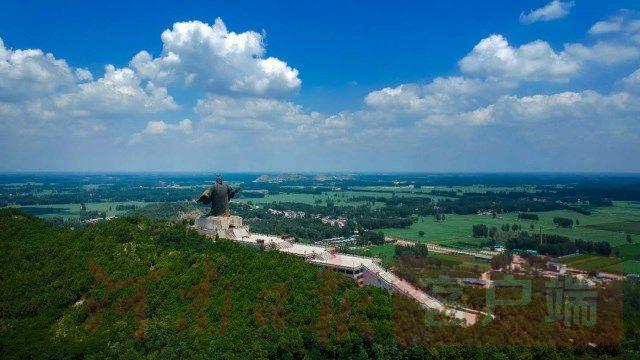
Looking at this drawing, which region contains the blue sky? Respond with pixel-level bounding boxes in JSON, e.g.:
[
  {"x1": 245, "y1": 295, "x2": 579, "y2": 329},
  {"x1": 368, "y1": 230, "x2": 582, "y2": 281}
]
[{"x1": 1, "y1": 0, "x2": 640, "y2": 172}]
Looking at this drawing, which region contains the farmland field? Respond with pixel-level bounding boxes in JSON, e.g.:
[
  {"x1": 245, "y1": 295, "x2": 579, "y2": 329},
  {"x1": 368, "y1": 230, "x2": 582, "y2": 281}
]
[
  {"x1": 238, "y1": 185, "x2": 550, "y2": 210},
  {"x1": 8, "y1": 201, "x2": 151, "y2": 219},
  {"x1": 382, "y1": 201, "x2": 640, "y2": 248},
  {"x1": 616, "y1": 260, "x2": 640, "y2": 274},
  {"x1": 584, "y1": 221, "x2": 640, "y2": 235},
  {"x1": 238, "y1": 186, "x2": 640, "y2": 250},
  {"x1": 238, "y1": 193, "x2": 324, "y2": 205},
  {"x1": 354, "y1": 243, "x2": 491, "y2": 270},
  {"x1": 617, "y1": 242, "x2": 640, "y2": 259},
  {"x1": 599, "y1": 260, "x2": 640, "y2": 275},
  {"x1": 556, "y1": 253, "x2": 640, "y2": 275},
  {"x1": 237, "y1": 189, "x2": 435, "y2": 207},
  {"x1": 350, "y1": 184, "x2": 539, "y2": 194},
  {"x1": 354, "y1": 243, "x2": 396, "y2": 265},
  {"x1": 427, "y1": 252, "x2": 491, "y2": 271},
  {"x1": 559, "y1": 254, "x2": 622, "y2": 272}
]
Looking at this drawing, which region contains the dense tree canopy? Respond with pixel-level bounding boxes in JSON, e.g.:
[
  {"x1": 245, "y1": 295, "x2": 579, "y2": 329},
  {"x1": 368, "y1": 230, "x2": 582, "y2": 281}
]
[
  {"x1": 1, "y1": 209, "x2": 639, "y2": 359},
  {"x1": 0, "y1": 209, "x2": 395, "y2": 358}
]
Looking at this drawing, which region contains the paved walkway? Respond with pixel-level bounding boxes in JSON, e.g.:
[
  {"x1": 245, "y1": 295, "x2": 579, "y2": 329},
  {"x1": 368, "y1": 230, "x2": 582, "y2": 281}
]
[
  {"x1": 229, "y1": 233, "x2": 484, "y2": 325},
  {"x1": 364, "y1": 262, "x2": 481, "y2": 325}
]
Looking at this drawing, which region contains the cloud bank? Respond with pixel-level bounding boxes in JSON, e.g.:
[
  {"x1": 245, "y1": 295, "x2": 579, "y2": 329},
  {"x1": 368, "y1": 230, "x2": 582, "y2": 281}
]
[{"x1": 2, "y1": 11, "x2": 640, "y2": 172}]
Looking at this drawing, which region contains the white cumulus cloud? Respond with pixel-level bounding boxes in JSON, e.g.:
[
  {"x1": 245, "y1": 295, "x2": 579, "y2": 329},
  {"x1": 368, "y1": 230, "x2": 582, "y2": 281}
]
[
  {"x1": 588, "y1": 10, "x2": 640, "y2": 44},
  {"x1": 620, "y1": 67, "x2": 640, "y2": 92},
  {"x1": 418, "y1": 90, "x2": 637, "y2": 128},
  {"x1": 130, "y1": 119, "x2": 192, "y2": 143},
  {"x1": 459, "y1": 34, "x2": 579, "y2": 82},
  {"x1": 459, "y1": 31, "x2": 640, "y2": 82},
  {"x1": 130, "y1": 19, "x2": 301, "y2": 96},
  {"x1": 74, "y1": 68, "x2": 93, "y2": 82},
  {"x1": 589, "y1": 16, "x2": 625, "y2": 35},
  {"x1": 53, "y1": 65, "x2": 177, "y2": 117},
  {"x1": 0, "y1": 37, "x2": 77, "y2": 100},
  {"x1": 563, "y1": 41, "x2": 640, "y2": 65},
  {"x1": 520, "y1": 1, "x2": 574, "y2": 24},
  {"x1": 194, "y1": 94, "x2": 353, "y2": 140},
  {"x1": 195, "y1": 95, "x2": 320, "y2": 130},
  {"x1": 365, "y1": 76, "x2": 510, "y2": 115},
  {"x1": 0, "y1": 37, "x2": 177, "y2": 134}
]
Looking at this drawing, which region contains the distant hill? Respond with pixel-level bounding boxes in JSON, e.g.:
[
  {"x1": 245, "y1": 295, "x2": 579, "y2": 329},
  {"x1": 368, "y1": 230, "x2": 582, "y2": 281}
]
[
  {"x1": 253, "y1": 173, "x2": 308, "y2": 183},
  {"x1": 253, "y1": 173, "x2": 354, "y2": 183}
]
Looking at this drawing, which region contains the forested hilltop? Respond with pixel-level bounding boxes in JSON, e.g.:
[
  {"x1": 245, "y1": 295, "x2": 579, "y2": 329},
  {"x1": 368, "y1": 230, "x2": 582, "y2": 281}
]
[
  {"x1": 0, "y1": 209, "x2": 396, "y2": 358},
  {"x1": 2, "y1": 209, "x2": 640, "y2": 359}
]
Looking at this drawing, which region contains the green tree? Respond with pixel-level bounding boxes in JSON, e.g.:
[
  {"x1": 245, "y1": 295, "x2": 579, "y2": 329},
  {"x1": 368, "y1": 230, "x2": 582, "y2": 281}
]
[
  {"x1": 472, "y1": 224, "x2": 488, "y2": 238},
  {"x1": 491, "y1": 253, "x2": 513, "y2": 270},
  {"x1": 553, "y1": 217, "x2": 573, "y2": 228}
]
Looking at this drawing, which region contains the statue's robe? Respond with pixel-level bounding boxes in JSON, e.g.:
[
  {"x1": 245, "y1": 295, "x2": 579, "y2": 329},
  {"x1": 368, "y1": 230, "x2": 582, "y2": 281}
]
[{"x1": 197, "y1": 182, "x2": 236, "y2": 216}]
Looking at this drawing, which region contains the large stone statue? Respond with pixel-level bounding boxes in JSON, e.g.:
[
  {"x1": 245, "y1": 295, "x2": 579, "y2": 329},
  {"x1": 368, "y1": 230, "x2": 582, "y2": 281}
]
[{"x1": 196, "y1": 175, "x2": 237, "y2": 216}]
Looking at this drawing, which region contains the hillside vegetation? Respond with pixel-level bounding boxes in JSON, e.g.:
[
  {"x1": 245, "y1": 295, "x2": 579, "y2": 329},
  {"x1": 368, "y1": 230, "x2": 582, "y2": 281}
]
[
  {"x1": 0, "y1": 209, "x2": 395, "y2": 358},
  {"x1": 2, "y1": 209, "x2": 640, "y2": 359}
]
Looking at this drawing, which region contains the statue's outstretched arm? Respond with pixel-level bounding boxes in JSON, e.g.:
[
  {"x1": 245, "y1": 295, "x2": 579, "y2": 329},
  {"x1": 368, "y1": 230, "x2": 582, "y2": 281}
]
[
  {"x1": 228, "y1": 186, "x2": 237, "y2": 199},
  {"x1": 196, "y1": 188, "x2": 213, "y2": 204}
]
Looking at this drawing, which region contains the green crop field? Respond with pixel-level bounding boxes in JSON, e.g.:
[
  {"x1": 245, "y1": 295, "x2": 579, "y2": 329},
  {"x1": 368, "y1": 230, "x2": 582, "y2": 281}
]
[
  {"x1": 559, "y1": 254, "x2": 622, "y2": 272},
  {"x1": 617, "y1": 242, "x2": 640, "y2": 259},
  {"x1": 354, "y1": 243, "x2": 491, "y2": 270},
  {"x1": 584, "y1": 221, "x2": 640, "y2": 235},
  {"x1": 242, "y1": 186, "x2": 640, "y2": 251},
  {"x1": 599, "y1": 260, "x2": 640, "y2": 274},
  {"x1": 556, "y1": 253, "x2": 640, "y2": 275},
  {"x1": 350, "y1": 184, "x2": 539, "y2": 194},
  {"x1": 357, "y1": 243, "x2": 396, "y2": 265},
  {"x1": 238, "y1": 187, "x2": 640, "y2": 251},
  {"x1": 9, "y1": 201, "x2": 151, "y2": 219},
  {"x1": 381, "y1": 201, "x2": 640, "y2": 248},
  {"x1": 238, "y1": 185, "x2": 547, "y2": 208},
  {"x1": 238, "y1": 189, "x2": 437, "y2": 208},
  {"x1": 616, "y1": 260, "x2": 640, "y2": 274},
  {"x1": 238, "y1": 193, "x2": 325, "y2": 205},
  {"x1": 427, "y1": 252, "x2": 491, "y2": 271}
]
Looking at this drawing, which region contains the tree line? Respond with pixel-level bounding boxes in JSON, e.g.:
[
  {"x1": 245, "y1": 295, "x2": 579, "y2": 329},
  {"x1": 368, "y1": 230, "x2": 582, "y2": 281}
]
[{"x1": 505, "y1": 232, "x2": 611, "y2": 256}]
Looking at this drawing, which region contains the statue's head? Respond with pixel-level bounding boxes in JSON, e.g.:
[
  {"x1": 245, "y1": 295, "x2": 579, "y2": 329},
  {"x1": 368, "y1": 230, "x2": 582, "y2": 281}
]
[{"x1": 216, "y1": 175, "x2": 223, "y2": 184}]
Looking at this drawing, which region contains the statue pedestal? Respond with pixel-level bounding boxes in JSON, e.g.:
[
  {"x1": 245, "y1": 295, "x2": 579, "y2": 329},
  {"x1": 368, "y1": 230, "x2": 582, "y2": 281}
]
[{"x1": 193, "y1": 215, "x2": 250, "y2": 240}]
